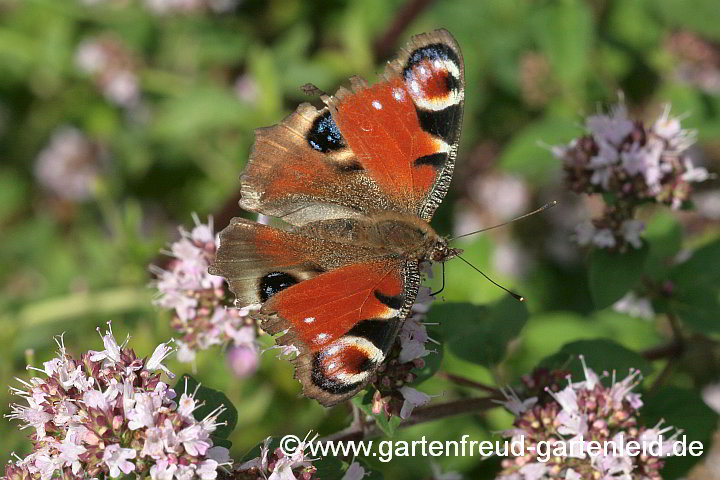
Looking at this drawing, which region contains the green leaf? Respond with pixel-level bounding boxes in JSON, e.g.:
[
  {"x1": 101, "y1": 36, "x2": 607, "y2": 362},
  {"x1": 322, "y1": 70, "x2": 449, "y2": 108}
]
[
  {"x1": 539, "y1": 339, "x2": 653, "y2": 378},
  {"x1": 655, "y1": 286, "x2": 720, "y2": 333},
  {"x1": 497, "y1": 116, "x2": 578, "y2": 186},
  {"x1": 174, "y1": 375, "x2": 238, "y2": 441},
  {"x1": 649, "y1": 0, "x2": 720, "y2": 41},
  {"x1": 641, "y1": 387, "x2": 719, "y2": 477},
  {"x1": 664, "y1": 239, "x2": 720, "y2": 333},
  {"x1": 352, "y1": 392, "x2": 403, "y2": 437},
  {"x1": 151, "y1": 87, "x2": 252, "y2": 141},
  {"x1": 671, "y1": 239, "x2": 720, "y2": 289},
  {"x1": 644, "y1": 212, "x2": 683, "y2": 281},
  {"x1": 531, "y1": 0, "x2": 592, "y2": 91},
  {"x1": 0, "y1": 170, "x2": 27, "y2": 224},
  {"x1": 431, "y1": 297, "x2": 528, "y2": 367},
  {"x1": 589, "y1": 244, "x2": 649, "y2": 309},
  {"x1": 313, "y1": 456, "x2": 346, "y2": 480}
]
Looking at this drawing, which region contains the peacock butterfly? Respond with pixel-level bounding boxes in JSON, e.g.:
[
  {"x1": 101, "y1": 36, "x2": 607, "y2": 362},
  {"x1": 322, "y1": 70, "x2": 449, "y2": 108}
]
[{"x1": 209, "y1": 29, "x2": 464, "y2": 406}]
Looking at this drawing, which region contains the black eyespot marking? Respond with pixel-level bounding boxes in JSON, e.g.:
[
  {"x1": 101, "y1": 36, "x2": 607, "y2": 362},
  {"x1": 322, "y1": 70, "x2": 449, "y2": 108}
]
[
  {"x1": 414, "y1": 152, "x2": 447, "y2": 168},
  {"x1": 403, "y1": 43, "x2": 461, "y2": 82},
  {"x1": 307, "y1": 111, "x2": 346, "y2": 153},
  {"x1": 311, "y1": 353, "x2": 361, "y2": 394},
  {"x1": 445, "y1": 71, "x2": 461, "y2": 94},
  {"x1": 336, "y1": 161, "x2": 364, "y2": 172},
  {"x1": 416, "y1": 103, "x2": 462, "y2": 144},
  {"x1": 347, "y1": 319, "x2": 399, "y2": 352},
  {"x1": 357, "y1": 356, "x2": 374, "y2": 373},
  {"x1": 259, "y1": 272, "x2": 299, "y2": 302},
  {"x1": 374, "y1": 291, "x2": 405, "y2": 310}
]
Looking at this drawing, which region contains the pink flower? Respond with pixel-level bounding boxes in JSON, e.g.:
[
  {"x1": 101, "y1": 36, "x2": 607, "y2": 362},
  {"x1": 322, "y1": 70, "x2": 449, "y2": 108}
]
[
  {"x1": 228, "y1": 344, "x2": 259, "y2": 378},
  {"x1": 341, "y1": 462, "x2": 368, "y2": 480},
  {"x1": 495, "y1": 386, "x2": 537, "y2": 416},
  {"x1": 34, "y1": 126, "x2": 106, "y2": 201},
  {"x1": 147, "y1": 341, "x2": 177, "y2": 378},
  {"x1": 75, "y1": 36, "x2": 140, "y2": 108},
  {"x1": 103, "y1": 445, "x2": 137, "y2": 477},
  {"x1": 586, "y1": 103, "x2": 634, "y2": 146},
  {"x1": 398, "y1": 386, "x2": 432, "y2": 419}
]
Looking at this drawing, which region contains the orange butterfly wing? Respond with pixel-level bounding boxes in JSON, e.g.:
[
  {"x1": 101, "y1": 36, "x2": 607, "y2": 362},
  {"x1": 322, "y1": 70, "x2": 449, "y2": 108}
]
[
  {"x1": 239, "y1": 29, "x2": 464, "y2": 225},
  {"x1": 211, "y1": 219, "x2": 420, "y2": 406},
  {"x1": 262, "y1": 260, "x2": 418, "y2": 406}
]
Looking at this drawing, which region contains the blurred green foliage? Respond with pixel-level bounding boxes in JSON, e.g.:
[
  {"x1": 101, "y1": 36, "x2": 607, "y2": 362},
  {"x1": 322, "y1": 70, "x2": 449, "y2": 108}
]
[{"x1": 1, "y1": 0, "x2": 719, "y2": 478}]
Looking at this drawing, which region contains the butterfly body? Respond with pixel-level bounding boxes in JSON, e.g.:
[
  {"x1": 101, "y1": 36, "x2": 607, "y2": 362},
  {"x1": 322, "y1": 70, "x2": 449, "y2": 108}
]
[
  {"x1": 210, "y1": 29, "x2": 464, "y2": 406},
  {"x1": 294, "y1": 213, "x2": 457, "y2": 262}
]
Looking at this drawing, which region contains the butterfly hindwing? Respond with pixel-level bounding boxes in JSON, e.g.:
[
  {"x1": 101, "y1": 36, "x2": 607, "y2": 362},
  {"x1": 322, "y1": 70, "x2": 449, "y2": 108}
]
[
  {"x1": 210, "y1": 217, "x2": 374, "y2": 306},
  {"x1": 210, "y1": 217, "x2": 421, "y2": 405},
  {"x1": 239, "y1": 29, "x2": 464, "y2": 224},
  {"x1": 262, "y1": 260, "x2": 420, "y2": 406}
]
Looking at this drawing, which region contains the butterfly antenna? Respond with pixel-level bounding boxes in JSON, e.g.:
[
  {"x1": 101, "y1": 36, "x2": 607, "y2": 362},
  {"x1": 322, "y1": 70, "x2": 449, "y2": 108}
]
[
  {"x1": 449, "y1": 201, "x2": 558, "y2": 241},
  {"x1": 430, "y1": 262, "x2": 446, "y2": 296},
  {"x1": 456, "y1": 255, "x2": 525, "y2": 302}
]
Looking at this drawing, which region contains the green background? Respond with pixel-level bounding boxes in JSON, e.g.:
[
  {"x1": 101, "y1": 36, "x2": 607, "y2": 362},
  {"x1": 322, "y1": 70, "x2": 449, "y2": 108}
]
[{"x1": 1, "y1": 0, "x2": 719, "y2": 478}]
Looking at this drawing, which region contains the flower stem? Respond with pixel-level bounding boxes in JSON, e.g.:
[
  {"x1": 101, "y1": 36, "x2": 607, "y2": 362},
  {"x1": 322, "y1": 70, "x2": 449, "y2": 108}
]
[
  {"x1": 436, "y1": 372, "x2": 501, "y2": 395},
  {"x1": 0, "y1": 286, "x2": 153, "y2": 329},
  {"x1": 320, "y1": 396, "x2": 498, "y2": 443}
]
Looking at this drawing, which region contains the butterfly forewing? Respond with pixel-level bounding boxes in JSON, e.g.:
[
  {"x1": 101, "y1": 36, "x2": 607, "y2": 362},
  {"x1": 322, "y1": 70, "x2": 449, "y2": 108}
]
[{"x1": 239, "y1": 29, "x2": 464, "y2": 224}]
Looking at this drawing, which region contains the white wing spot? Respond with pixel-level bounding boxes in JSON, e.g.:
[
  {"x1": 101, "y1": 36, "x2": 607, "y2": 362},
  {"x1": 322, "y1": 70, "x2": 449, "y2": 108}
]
[
  {"x1": 326, "y1": 346, "x2": 340, "y2": 355},
  {"x1": 314, "y1": 333, "x2": 329, "y2": 343},
  {"x1": 410, "y1": 80, "x2": 420, "y2": 94},
  {"x1": 327, "y1": 362, "x2": 337, "y2": 370},
  {"x1": 392, "y1": 88, "x2": 405, "y2": 101},
  {"x1": 372, "y1": 100, "x2": 382, "y2": 110},
  {"x1": 304, "y1": 317, "x2": 315, "y2": 324}
]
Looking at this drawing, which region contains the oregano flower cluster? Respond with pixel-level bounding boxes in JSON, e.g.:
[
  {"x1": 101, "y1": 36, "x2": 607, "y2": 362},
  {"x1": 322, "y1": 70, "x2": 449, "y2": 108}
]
[
  {"x1": 152, "y1": 216, "x2": 262, "y2": 375},
  {"x1": 554, "y1": 102, "x2": 709, "y2": 251},
  {"x1": 497, "y1": 358, "x2": 679, "y2": 480},
  {"x1": 4, "y1": 324, "x2": 229, "y2": 480}
]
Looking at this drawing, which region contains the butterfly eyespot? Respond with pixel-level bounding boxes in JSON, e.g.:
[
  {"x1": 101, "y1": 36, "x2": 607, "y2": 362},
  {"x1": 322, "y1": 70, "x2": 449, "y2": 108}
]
[
  {"x1": 307, "y1": 111, "x2": 346, "y2": 153},
  {"x1": 259, "y1": 272, "x2": 299, "y2": 302},
  {"x1": 404, "y1": 43, "x2": 461, "y2": 84},
  {"x1": 403, "y1": 43, "x2": 463, "y2": 122},
  {"x1": 310, "y1": 336, "x2": 384, "y2": 394}
]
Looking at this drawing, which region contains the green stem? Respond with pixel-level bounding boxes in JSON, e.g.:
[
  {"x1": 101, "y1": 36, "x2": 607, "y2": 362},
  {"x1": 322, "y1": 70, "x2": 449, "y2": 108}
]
[{"x1": 1, "y1": 286, "x2": 153, "y2": 329}]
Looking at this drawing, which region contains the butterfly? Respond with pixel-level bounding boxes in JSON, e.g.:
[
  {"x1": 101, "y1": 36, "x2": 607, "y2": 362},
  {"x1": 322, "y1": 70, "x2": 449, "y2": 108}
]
[{"x1": 209, "y1": 29, "x2": 464, "y2": 406}]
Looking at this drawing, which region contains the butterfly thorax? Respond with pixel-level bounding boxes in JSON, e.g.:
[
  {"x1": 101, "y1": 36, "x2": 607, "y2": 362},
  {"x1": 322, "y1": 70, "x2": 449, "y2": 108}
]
[{"x1": 293, "y1": 212, "x2": 458, "y2": 263}]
